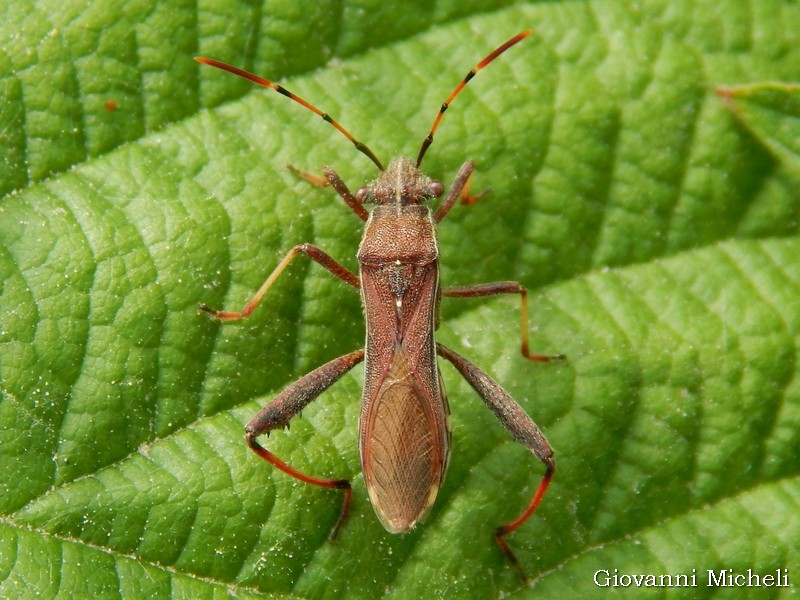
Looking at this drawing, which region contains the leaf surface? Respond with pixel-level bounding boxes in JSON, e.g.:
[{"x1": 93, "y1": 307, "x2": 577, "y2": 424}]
[{"x1": 2, "y1": 1, "x2": 800, "y2": 598}]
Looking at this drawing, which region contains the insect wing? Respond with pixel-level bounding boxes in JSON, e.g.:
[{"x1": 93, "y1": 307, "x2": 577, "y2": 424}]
[{"x1": 360, "y1": 347, "x2": 449, "y2": 532}]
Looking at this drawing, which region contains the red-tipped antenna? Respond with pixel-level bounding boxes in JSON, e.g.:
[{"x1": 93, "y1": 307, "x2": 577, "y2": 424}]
[
  {"x1": 416, "y1": 29, "x2": 533, "y2": 167},
  {"x1": 195, "y1": 57, "x2": 385, "y2": 171}
]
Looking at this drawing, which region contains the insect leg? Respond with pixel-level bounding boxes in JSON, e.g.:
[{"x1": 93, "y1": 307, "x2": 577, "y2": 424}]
[
  {"x1": 434, "y1": 161, "x2": 474, "y2": 223},
  {"x1": 247, "y1": 348, "x2": 365, "y2": 540},
  {"x1": 436, "y1": 343, "x2": 553, "y2": 582},
  {"x1": 284, "y1": 165, "x2": 369, "y2": 221},
  {"x1": 456, "y1": 168, "x2": 490, "y2": 207},
  {"x1": 288, "y1": 165, "x2": 369, "y2": 222},
  {"x1": 443, "y1": 282, "x2": 565, "y2": 362},
  {"x1": 287, "y1": 164, "x2": 330, "y2": 187},
  {"x1": 199, "y1": 244, "x2": 359, "y2": 321},
  {"x1": 434, "y1": 160, "x2": 492, "y2": 223},
  {"x1": 323, "y1": 167, "x2": 369, "y2": 221}
]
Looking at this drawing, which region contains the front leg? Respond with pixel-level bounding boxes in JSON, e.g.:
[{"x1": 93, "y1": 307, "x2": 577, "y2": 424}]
[
  {"x1": 286, "y1": 164, "x2": 369, "y2": 221},
  {"x1": 434, "y1": 161, "x2": 474, "y2": 223},
  {"x1": 247, "y1": 349, "x2": 365, "y2": 540}
]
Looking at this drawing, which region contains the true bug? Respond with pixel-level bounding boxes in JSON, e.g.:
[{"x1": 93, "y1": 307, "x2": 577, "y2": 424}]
[{"x1": 197, "y1": 30, "x2": 563, "y2": 579}]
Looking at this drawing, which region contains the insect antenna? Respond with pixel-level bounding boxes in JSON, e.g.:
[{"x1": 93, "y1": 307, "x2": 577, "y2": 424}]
[
  {"x1": 195, "y1": 57, "x2": 385, "y2": 171},
  {"x1": 416, "y1": 29, "x2": 533, "y2": 167}
]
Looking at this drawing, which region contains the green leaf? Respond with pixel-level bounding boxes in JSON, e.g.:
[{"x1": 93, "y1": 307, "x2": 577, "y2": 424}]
[
  {"x1": 2, "y1": 1, "x2": 800, "y2": 598},
  {"x1": 718, "y1": 82, "x2": 800, "y2": 178}
]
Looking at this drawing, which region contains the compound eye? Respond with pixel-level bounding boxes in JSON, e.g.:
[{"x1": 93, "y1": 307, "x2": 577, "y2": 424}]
[
  {"x1": 355, "y1": 186, "x2": 368, "y2": 203},
  {"x1": 430, "y1": 180, "x2": 444, "y2": 198}
]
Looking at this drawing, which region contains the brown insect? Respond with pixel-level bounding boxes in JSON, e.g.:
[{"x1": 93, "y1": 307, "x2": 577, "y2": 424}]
[{"x1": 197, "y1": 30, "x2": 562, "y2": 580}]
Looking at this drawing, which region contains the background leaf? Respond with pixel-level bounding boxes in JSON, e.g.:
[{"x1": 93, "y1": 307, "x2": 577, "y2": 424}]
[{"x1": 2, "y1": 0, "x2": 800, "y2": 598}]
